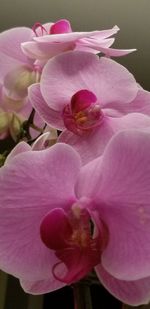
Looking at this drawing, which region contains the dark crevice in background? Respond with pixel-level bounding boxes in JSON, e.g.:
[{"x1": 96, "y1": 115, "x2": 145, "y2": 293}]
[
  {"x1": 43, "y1": 284, "x2": 122, "y2": 309},
  {"x1": 4, "y1": 276, "x2": 28, "y2": 309}
]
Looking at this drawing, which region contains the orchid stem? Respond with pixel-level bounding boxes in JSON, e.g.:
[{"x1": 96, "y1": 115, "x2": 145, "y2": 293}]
[{"x1": 73, "y1": 282, "x2": 93, "y2": 309}]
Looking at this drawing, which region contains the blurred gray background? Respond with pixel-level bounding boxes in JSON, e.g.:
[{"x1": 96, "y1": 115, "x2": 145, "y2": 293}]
[{"x1": 0, "y1": 0, "x2": 150, "y2": 89}]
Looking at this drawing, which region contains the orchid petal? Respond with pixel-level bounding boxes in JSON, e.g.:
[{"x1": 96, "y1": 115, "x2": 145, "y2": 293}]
[
  {"x1": 60, "y1": 113, "x2": 150, "y2": 165},
  {"x1": 78, "y1": 130, "x2": 150, "y2": 280},
  {"x1": 41, "y1": 52, "x2": 138, "y2": 112},
  {"x1": 0, "y1": 144, "x2": 81, "y2": 280},
  {"x1": 22, "y1": 41, "x2": 75, "y2": 60},
  {"x1": 96, "y1": 265, "x2": 150, "y2": 306},
  {"x1": 0, "y1": 27, "x2": 33, "y2": 63},
  {"x1": 5, "y1": 141, "x2": 31, "y2": 164},
  {"x1": 28, "y1": 83, "x2": 65, "y2": 130},
  {"x1": 20, "y1": 276, "x2": 65, "y2": 294},
  {"x1": 104, "y1": 88, "x2": 150, "y2": 117}
]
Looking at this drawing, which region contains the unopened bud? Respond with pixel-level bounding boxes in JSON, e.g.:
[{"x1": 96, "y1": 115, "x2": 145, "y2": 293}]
[
  {"x1": 9, "y1": 113, "x2": 23, "y2": 142},
  {"x1": 0, "y1": 111, "x2": 9, "y2": 138},
  {"x1": 4, "y1": 66, "x2": 40, "y2": 100}
]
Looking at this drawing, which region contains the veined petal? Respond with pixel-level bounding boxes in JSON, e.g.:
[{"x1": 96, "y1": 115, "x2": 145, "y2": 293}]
[
  {"x1": 5, "y1": 141, "x2": 31, "y2": 164},
  {"x1": 22, "y1": 41, "x2": 75, "y2": 60},
  {"x1": 76, "y1": 129, "x2": 150, "y2": 280},
  {"x1": 0, "y1": 144, "x2": 81, "y2": 280},
  {"x1": 0, "y1": 52, "x2": 26, "y2": 83},
  {"x1": 33, "y1": 31, "x2": 110, "y2": 43},
  {"x1": 104, "y1": 88, "x2": 150, "y2": 117},
  {"x1": 20, "y1": 276, "x2": 65, "y2": 294},
  {"x1": 97, "y1": 46, "x2": 136, "y2": 57},
  {"x1": 96, "y1": 265, "x2": 150, "y2": 306},
  {"x1": 28, "y1": 83, "x2": 65, "y2": 130},
  {"x1": 97, "y1": 130, "x2": 150, "y2": 280},
  {"x1": 75, "y1": 38, "x2": 115, "y2": 54},
  {"x1": 0, "y1": 27, "x2": 33, "y2": 63},
  {"x1": 60, "y1": 113, "x2": 150, "y2": 165},
  {"x1": 40, "y1": 51, "x2": 138, "y2": 112}
]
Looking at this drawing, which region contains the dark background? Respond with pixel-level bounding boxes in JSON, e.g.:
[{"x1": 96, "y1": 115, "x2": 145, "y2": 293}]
[{"x1": 3, "y1": 275, "x2": 122, "y2": 309}]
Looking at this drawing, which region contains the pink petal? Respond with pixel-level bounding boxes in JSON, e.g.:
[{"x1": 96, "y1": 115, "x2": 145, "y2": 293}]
[
  {"x1": 0, "y1": 144, "x2": 81, "y2": 280},
  {"x1": 31, "y1": 132, "x2": 53, "y2": 150},
  {"x1": 21, "y1": 41, "x2": 75, "y2": 60},
  {"x1": 128, "y1": 89, "x2": 150, "y2": 114},
  {"x1": 75, "y1": 38, "x2": 115, "y2": 54},
  {"x1": 94, "y1": 130, "x2": 150, "y2": 280},
  {"x1": 20, "y1": 277, "x2": 65, "y2": 294},
  {"x1": 33, "y1": 31, "x2": 110, "y2": 43},
  {"x1": 103, "y1": 88, "x2": 150, "y2": 117},
  {"x1": 33, "y1": 25, "x2": 119, "y2": 44},
  {"x1": 97, "y1": 46, "x2": 136, "y2": 57},
  {"x1": 0, "y1": 27, "x2": 33, "y2": 63},
  {"x1": 21, "y1": 25, "x2": 120, "y2": 60},
  {"x1": 5, "y1": 141, "x2": 31, "y2": 164},
  {"x1": 28, "y1": 83, "x2": 65, "y2": 130},
  {"x1": 77, "y1": 37, "x2": 136, "y2": 57},
  {"x1": 40, "y1": 51, "x2": 138, "y2": 112},
  {"x1": 59, "y1": 113, "x2": 150, "y2": 165},
  {"x1": 96, "y1": 265, "x2": 150, "y2": 306},
  {"x1": 0, "y1": 52, "x2": 26, "y2": 83},
  {"x1": 78, "y1": 38, "x2": 115, "y2": 49},
  {"x1": 59, "y1": 117, "x2": 115, "y2": 165},
  {"x1": 85, "y1": 25, "x2": 119, "y2": 40},
  {"x1": 76, "y1": 129, "x2": 150, "y2": 280},
  {"x1": 0, "y1": 206, "x2": 59, "y2": 281}
]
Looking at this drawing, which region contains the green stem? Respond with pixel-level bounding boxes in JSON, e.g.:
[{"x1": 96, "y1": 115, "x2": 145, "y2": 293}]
[{"x1": 73, "y1": 282, "x2": 93, "y2": 309}]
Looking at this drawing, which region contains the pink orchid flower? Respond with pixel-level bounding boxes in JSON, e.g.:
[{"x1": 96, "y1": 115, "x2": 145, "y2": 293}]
[
  {"x1": 21, "y1": 19, "x2": 135, "y2": 61},
  {"x1": 1, "y1": 130, "x2": 150, "y2": 306},
  {"x1": 0, "y1": 27, "x2": 44, "y2": 139},
  {"x1": 29, "y1": 51, "x2": 150, "y2": 164}
]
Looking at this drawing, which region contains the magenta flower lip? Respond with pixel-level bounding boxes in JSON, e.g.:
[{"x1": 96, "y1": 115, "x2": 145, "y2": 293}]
[
  {"x1": 62, "y1": 89, "x2": 104, "y2": 135},
  {"x1": 40, "y1": 203, "x2": 106, "y2": 284}
]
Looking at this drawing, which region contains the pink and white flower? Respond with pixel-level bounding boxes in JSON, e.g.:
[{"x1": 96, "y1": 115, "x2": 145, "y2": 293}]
[
  {"x1": 1, "y1": 130, "x2": 150, "y2": 306},
  {"x1": 29, "y1": 51, "x2": 150, "y2": 164},
  {"x1": 21, "y1": 19, "x2": 135, "y2": 61}
]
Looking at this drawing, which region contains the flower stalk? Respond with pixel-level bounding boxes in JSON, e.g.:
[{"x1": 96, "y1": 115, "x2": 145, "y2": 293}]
[{"x1": 73, "y1": 282, "x2": 93, "y2": 309}]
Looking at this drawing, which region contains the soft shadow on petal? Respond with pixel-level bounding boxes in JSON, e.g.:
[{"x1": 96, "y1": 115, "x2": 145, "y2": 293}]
[{"x1": 96, "y1": 264, "x2": 150, "y2": 306}]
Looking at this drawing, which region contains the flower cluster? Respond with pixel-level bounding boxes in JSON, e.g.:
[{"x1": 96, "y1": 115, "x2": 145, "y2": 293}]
[{"x1": 0, "y1": 19, "x2": 150, "y2": 306}]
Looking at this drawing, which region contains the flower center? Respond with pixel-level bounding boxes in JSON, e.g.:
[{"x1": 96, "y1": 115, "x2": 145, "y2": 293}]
[
  {"x1": 40, "y1": 201, "x2": 108, "y2": 284},
  {"x1": 63, "y1": 89, "x2": 104, "y2": 135}
]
